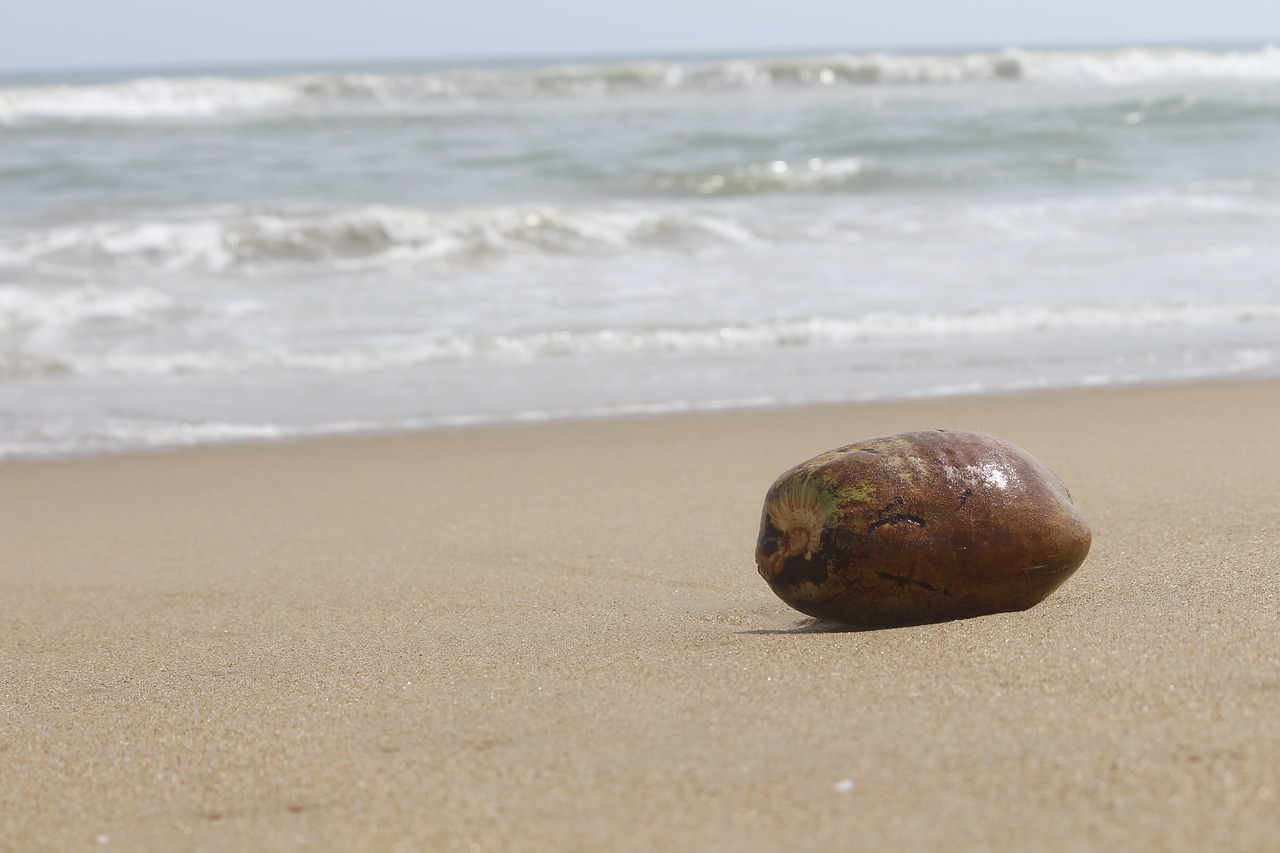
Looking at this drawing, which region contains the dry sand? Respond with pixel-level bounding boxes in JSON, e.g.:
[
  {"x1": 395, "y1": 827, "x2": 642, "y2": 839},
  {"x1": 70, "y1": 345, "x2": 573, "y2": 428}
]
[{"x1": 2, "y1": 380, "x2": 1278, "y2": 851}]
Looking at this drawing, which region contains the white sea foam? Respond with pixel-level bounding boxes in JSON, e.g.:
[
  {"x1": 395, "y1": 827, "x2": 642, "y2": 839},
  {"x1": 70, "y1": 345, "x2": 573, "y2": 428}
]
[
  {"x1": 1018, "y1": 45, "x2": 1280, "y2": 84},
  {"x1": 0, "y1": 205, "x2": 758, "y2": 274},
  {"x1": 5, "y1": 300, "x2": 1278, "y2": 380},
  {"x1": 0, "y1": 284, "x2": 181, "y2": 335},
  {"x1": 6, "y1": 187, "x2": 1277, "y2": 278},
  {"x1": 4, "y1": 47, "x2": 1279, "y2": 123},
  {"x1": 0, "y1": 76, "x2": 299, "y2": 123},
  {"x1": 0, "y1": 417, "x2": 295, "y2": 461}
]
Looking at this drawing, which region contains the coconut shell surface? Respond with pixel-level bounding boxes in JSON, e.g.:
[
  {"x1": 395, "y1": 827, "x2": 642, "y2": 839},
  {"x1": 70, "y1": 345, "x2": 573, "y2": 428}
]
[{"x1": 755, "y1": 429, "x2": 1091, "y2": 627}]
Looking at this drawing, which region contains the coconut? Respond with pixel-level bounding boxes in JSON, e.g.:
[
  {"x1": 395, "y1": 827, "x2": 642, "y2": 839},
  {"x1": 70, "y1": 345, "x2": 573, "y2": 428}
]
[{"x1": 756, "y1": 430, "x2": 1091, "y2": 627}]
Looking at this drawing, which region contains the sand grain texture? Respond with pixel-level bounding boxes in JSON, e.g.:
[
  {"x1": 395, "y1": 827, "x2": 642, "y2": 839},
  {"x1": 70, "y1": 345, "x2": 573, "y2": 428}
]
[{"x1": 2, "y1": 381, "x2": 1278, "y2": 851}]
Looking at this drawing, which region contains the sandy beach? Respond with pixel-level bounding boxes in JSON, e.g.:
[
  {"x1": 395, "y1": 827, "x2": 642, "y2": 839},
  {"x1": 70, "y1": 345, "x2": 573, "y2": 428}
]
[{"x1": 2, "y1": 378, "x2": 1278, "y2": 851}]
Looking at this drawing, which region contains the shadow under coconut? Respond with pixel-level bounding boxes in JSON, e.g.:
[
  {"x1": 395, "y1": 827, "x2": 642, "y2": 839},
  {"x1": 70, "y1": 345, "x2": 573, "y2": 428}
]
[
  {"x1": 739, "y1": 618, "x2": 886, "y2": 635},
  {"x1": 740, "y1": 613, "x2": 989, "y2": 634}
]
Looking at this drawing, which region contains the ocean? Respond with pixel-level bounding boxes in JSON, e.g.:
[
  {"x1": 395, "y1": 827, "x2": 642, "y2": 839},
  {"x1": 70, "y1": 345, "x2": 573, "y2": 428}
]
[{"x1": 2, "y1": 45, "x2": 1279, "y2": 459}]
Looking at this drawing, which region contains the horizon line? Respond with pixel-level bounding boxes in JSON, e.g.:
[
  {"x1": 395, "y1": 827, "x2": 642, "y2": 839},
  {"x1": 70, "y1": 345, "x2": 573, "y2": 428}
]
[{"x1": 1, "y1": 38, "x2": 1275, "y2": 79}]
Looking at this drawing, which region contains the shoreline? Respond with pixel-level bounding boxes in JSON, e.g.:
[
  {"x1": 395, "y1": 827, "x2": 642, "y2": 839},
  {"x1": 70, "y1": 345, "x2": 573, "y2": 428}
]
[
  {"x1": 5, "y1": 371, "x2": 1277, "y2": 468},
  {"x1": 3, "y1": 377, "x2": 1278, "y2": 850}
]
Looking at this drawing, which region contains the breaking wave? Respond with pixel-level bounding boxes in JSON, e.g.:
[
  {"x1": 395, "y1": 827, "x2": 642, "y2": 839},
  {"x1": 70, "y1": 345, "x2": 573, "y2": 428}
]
[
  {"x1": 0, "y1": 204, "x2": 757, "y2": 275},
  {"x1": 6, "y1": 186, "x2": 1278, "y2": 278},
  {"x1": 4, "y1": 46, "x2": 1280, "y2": 123}
]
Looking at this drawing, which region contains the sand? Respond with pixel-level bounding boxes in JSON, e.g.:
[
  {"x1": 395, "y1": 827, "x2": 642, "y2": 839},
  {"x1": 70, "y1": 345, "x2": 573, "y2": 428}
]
[{"x1": 2, "y1": 379, "x2": 1278, "y2": 851}]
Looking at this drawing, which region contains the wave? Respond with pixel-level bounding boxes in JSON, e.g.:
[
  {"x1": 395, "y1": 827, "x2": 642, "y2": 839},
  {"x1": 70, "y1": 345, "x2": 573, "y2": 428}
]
[
  {"x1": 5, "y1": 299, "x2": 1279, "y2": 379},
  {"x1": 0, "y1": 204, "x2": 758, "y2": 275},
  {"x1": 4, "y1": 46, "x2": 1279, "y2": 123},
  {"x1": 7, "y1": 186, "x2": 1278, "y2": 276}
]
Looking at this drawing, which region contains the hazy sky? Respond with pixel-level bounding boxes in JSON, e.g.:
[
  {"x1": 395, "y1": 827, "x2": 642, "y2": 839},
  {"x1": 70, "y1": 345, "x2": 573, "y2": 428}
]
[{"x1": 2, "y1": 0, "x2": 1279, "y2": 72}]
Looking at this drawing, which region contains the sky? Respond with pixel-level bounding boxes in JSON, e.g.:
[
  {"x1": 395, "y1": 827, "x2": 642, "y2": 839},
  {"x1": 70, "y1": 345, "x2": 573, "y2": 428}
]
[{"x1": 2, "y1": 0, "x2": 1279, "y2": 73}]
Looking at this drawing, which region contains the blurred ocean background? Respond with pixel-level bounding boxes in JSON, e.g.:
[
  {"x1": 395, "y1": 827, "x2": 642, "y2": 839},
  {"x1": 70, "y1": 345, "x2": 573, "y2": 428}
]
[{"x1": 2, "y1": 45, "x2": 1279, "y2": 459}]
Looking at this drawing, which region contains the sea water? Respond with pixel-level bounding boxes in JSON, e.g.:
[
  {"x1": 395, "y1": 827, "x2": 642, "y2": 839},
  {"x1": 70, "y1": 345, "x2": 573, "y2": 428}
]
[{"x1": 2, "y1": 46, "x2": 1279, "y2": 458}]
